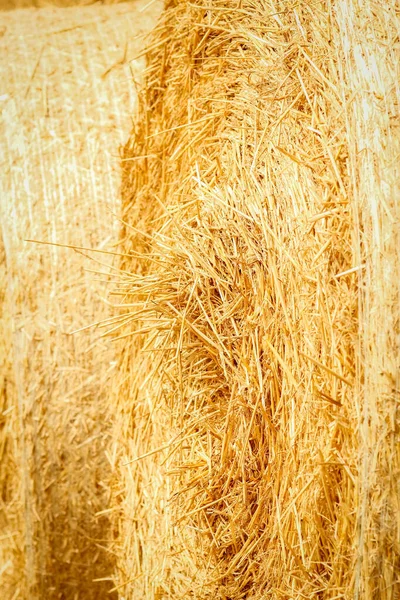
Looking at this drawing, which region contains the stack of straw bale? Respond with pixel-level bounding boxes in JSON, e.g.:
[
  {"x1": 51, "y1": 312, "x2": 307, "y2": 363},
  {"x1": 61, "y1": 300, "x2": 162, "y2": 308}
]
[{"x1": 112, "y1": 0, "x2": 400, "y2": 598}]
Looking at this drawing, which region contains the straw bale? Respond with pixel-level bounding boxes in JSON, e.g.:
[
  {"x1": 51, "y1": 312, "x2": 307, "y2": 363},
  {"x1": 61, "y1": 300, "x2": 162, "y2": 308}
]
[
  {"x1": 114, "y1": 1, "x2": 355, "y2": 597},
  {"x1": 1, "y1": 0, "x2": 130, "y2": 10},
  {"x1": 335, "y1": 1, "x2": 400, "y2": 597},
  {"x1": 0, "y1": 1, "x2": 160, "y2": 597},
  {"x1": 113, "y1": 0, "x2": 399, "y2": 598}
]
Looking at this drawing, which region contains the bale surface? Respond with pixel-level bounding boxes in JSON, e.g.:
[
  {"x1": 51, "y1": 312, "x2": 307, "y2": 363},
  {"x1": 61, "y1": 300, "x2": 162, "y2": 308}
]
[
  {"x1": 1, "y1": 0, "x2": 131, "y2": 10},
  {"x1": 336, "y1": 1, "x2": 400, "y2": 597},
  {"x1": 114, "y1": 0, "x2": 399, "y2": 598},
  {"x1": 0, "y1": 2, "x2": 161, "y2": 597}
]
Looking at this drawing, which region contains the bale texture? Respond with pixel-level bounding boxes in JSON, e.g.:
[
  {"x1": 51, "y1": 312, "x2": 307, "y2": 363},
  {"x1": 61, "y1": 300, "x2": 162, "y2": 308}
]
[
  {"x1": 0, "y1": 2, "x2": 161, "y2": 597},
  {"x1": 113, "y1": 0, "x2": 400, "y2": 598},
  {"x1": 336, "y1": 1, "x2": 400, "y2": 597}
]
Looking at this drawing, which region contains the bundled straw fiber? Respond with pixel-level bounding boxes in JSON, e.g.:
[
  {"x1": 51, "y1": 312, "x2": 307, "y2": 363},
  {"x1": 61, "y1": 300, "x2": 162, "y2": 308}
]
[
  {"x1": 112, "y1": 0, "x2": 399, "y2": 598},
  {"x1": 1, "y1": 0, "x2": 128, "y2": 9},
  {"x1": 335, "y1": 1, "x2": 400, "y2": 597},
  {"x1": 0, "y1": 2, "x2": 160, "y2": 597},
  {"x1": 0, "y1": 232, "x2": 24, "y2": 595}
]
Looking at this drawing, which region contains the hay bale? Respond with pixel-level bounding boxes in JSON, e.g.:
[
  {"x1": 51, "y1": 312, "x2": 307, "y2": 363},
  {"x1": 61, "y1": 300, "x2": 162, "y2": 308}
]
[
  {"x1": 113, "y1": 0, "x2": 399, "y2": 598},
  {"x1": 0, "y1": 2, "x2": 161, "y2": 597},
  {"x1": 1, "y1": 0, "x2": 129, "y2": 10},
  {"x1": 336, "y1": 1, "x2": 400, "y2": 596}
]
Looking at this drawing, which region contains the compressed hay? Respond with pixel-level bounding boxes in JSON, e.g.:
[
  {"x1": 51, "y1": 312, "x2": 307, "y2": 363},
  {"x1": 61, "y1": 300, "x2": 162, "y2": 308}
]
[
  {"x1": 0, "y1": 232, "x2": 24, "y2": 596},
  {"x1": 335, "y1": 1, "x2": 400, "y2": 596},
  {"x1": 114, "y1": 1, "x2": 351, "y2": 598},
  {"x1": 0, "y1": 0, "x2": 130, "y2": 9},
  {"x1": 112, "y1": 0, "x2": 400, "y2": 598},
  {"x1": 0, "y1": 2, "x2": 161, "y2": 597}
]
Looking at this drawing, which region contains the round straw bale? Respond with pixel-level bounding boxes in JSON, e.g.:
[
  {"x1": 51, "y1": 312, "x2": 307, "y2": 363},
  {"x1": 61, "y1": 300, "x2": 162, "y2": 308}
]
[{"x1": 113, "y1": 1, "x2": 400, "y2": 598}]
